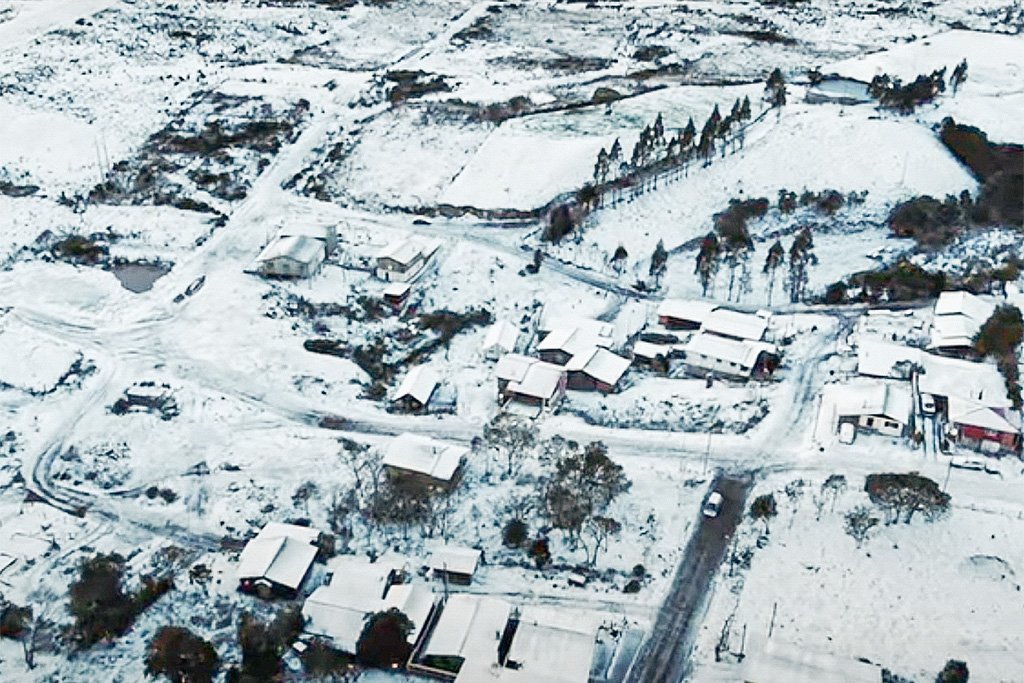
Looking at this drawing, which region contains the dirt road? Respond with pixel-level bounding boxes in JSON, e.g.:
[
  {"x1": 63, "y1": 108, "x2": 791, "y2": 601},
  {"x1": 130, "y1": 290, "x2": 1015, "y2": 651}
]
[{"x1": 625, "y1": 473, "x2": 754, "y2": 683}]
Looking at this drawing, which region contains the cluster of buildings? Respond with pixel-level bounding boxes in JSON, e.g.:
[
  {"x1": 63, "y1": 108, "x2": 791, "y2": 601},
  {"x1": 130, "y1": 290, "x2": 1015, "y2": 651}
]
[
  {"x1": 233, "y1": 517, "x2": 604, "y2": 683},
  {"x1": 821, "y1": 291, "x2": 1021, "y2": 456}
]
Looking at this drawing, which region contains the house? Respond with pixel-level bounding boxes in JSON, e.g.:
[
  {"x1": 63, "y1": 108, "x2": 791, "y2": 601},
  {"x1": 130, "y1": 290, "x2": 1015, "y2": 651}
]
[
  {"x1": 656, "y1": 299, "x2": 717, "y2": 330},
  {"x1": 375, "y1": 237, "x2": 442, "y2": 282},
  {"x1": 683, "y1": 332, "x2": 778, "y2": 380},
  {"x1": 426, "y1": 546, "x2": 482, "y2": 586},
  {"x1": 410, "y1": 595, "x2": 598, "y2": 683},
  {"x1": 856, "y1": 340, "x2": 923, "y2": 379},
  {"x1": 537, "y1": 326, "x2": 611, "y2": 366},
  {"x1": 383, "y1": 433, "x2": 468, "y2": 489},
  {"x1": 236, "y1": 522, "x2": 321, "y2": 599},
  {"x1": 500, "y1": 358, "x2": 566, "y2": 409},
  {"x1": 383, "y1": 281, "x2": 411, "y2": 310},
  {"x1": 279, "y1": 223, "x2": 338, "y2": 255},
  {"x1": 483, "y1": 321, "x2": 520, "y2": 360},
  {"x1": 824, "y1": 382, "x2": 913, "y2": 439},
  {"x1": 392, "y1": 366, "x2": 441, "y2": 413},
  {"x1": 929, "y1": 290, "x2": 994, "y2": 356},
  {"x1": 565, "y1": 346, "x2": 631, "y2": 392},
  {"x1": 805, "y1": 76, "x2": 872, "y2": 105},
  {"x1": 700, "y1": 308, "x2": 768, "y2": 342},
  {"x1": 947, "y1": 398, "x2": 1021, "y2": 454},
  {"x1": 632, "y1": 340, "x2": 672, "y2": 369},
  {"x1": 254, "y1": 235, "x2": 327, "y2": 278},
  {"x1": 917, "y1": 353, "x2": 1011, "y2": 415},
  {"x1": 536, "y1": 314, "x2": 613, "y2": 344},
  {"x1": 302, "y1": 557, "x2": 435, "y2": 654}
]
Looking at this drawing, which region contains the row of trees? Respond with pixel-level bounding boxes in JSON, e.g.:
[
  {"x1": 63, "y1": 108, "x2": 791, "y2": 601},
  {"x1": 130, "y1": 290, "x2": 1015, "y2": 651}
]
[{"x1": 868, "y1": 59, "x2": 967, "y2": 113}]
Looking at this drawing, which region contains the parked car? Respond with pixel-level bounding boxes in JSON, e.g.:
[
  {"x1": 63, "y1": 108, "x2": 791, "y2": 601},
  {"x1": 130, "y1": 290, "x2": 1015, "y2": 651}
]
[
  {"x1": 703, "y1": 491, "x2": 724, "y2": 518},
  {"x1": 838, "y1": 421, "x2": 856, "y2": 444}
]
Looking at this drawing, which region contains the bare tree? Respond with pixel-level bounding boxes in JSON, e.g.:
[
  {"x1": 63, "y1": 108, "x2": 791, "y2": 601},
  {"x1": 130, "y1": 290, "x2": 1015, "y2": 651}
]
[
  {"x1": 483, "y1": 414, "x2": 538, "y2": 477},
  {"x1": 844, "y1": 505, "x2": 880, "y2": 548}
]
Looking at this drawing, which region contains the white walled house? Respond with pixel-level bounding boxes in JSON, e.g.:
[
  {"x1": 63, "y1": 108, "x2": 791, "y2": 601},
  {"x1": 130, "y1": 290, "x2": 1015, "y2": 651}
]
[
  {"x1": 375, "y1": 237, "x2": 442, "y2": 282},
  {"x1": 683, "y1": 333, "x2": 778, "y2": 380},
  {"x1": 254, "y1": 234, "x2": 327, "y2": 278},
  {"x1": 236, "y1": 522, "x2": 321, "y2": 599},
  {"x1": 822, "y1": 382, "x2": 913, "y2": 440}
]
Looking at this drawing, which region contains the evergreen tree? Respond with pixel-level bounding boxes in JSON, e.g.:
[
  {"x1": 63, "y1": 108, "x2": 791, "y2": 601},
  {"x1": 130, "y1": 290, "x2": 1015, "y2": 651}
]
[
  {"x1": 652, "y1": 113, "x2": 665, "y2": 145},
  {"x1": 593, "y1": 147, "x2": 609, "y2": 185},
  {"x1": 763, "y1": 240, "x2": 785, "y2": 306},
  {"x1": 682, "y1": 117, "x2": 696, "y2": 146},
  {"x1": 356, "y1": 609, "x2": 414, "y2": 669},
  {"x1": 146, "y1": 627, "x2": 218, "y2": 683},
  {"x1": 649, "y1": 239, "x2": 668, "y2": 285},
  {"x1": 695, "y1": 232, "x2": 720, "y2": 296},
  {"x1": 785, "y1": 227, "x2": 815, "y2": 303},
  {"x1": 951, "y1": 59, "x2": 968, "y2": 94},
  {"x1": 739, "y1": 96, "x2": 751, "y2": 120}
]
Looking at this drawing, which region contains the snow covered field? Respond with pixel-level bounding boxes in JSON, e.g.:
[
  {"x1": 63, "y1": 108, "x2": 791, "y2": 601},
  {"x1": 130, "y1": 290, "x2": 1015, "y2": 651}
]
[{"x1": 1, "y1": 0, "x2": 1022, "y2": 681}]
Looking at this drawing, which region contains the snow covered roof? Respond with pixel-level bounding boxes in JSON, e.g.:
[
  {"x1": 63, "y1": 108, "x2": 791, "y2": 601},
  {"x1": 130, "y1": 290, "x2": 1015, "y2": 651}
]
[
  {"x1": 633, "y1": 340, "x2": 671, "y2": 360},
  {"x1": 856, "y1": 340, "x2": 923, "y2": 379},
  {"x1": 505, "y1": 606, "x2": 598, "y2": 683},
  {"x1": 930, "y1": 291, "x2": 994, "y2": 349},
  {"x1": 537, "y1": 326, "x2": 611, "y2": 357},
  {"x1": 423, "y1": 594, "x2": 511, "y2": 661},
  {"x1": 427, "y1": 546, "x2": 482, "y2": 576},
  {"x1": 537, "y1": 313, "x2": 613, "y2": 340},
  {"x1": 278, "y1": 223, "x2": 334, "y2": 244},
  {"x1": 495, "y1": 353, "x2": 537, "y2": 383},
  {"x1": 383, "y1": 281, "x2": 411, "y2": 298},
  {"x1": 256, "y1": 234, "x2": 325, "y2": 265},
  {"x1": 236, "y1": 522, "x2": 320, "y2": 590},
  {"x1": 565, "y1": 346, "x2": 630, "y2": 386},
  {"x1": 377, "y1": 237, "x2": 442, "y2": 267},
  {"x1": 934, "y1": 290, "x2": 994, "y2": 321},
  {"x1": 948, "y1": 397, "x2": 1021, "y2": 434},
  {"x1": 383, "y1": 433, "x2": 467, "y2": 482},
  {"x1": 505, "y1": 361, "x2": 565, "y2": 400},
  {"x1": 303, "y1": 561, "x2": 433, "y2": 653},
  {"x1": 657, "y1": 298, "x2": 717, "y2": 324},
  {"x1": 392, "y1": 365, "x2": 440, "y2": 405},
  {"x1": 484, "y1": 320, "x2": 519, "y2": 353},
  {"x1": 685, "y1": 332, "x2": 774, "y2": 369},
  {"x1": 918, "y1": 354, "x2": 1010, "y2": 408},
  {"x1": 701, "y1": 308, "x2": 768, "y2": 341},
  {"x1": 832, "y1": 382, "x2": 912, "y2": 423}
]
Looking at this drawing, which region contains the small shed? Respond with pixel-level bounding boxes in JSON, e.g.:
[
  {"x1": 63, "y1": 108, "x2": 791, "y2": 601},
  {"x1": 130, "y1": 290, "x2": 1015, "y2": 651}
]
[
  {"x1": 383, "y1": 433, "x2": 468, "y2": 489},
  {"x1": 383, "y1": 281, "x2": 411, "y2": 310},
  {"x1": 392, "y1": 366, "x2": 441, "y2": 413},
  {"x1": 483, "y1": 320, "x2": 520, "y2": 360},
  {"x1": 805, "y1": 76, "x2": 872, "y2": 105},
  {"x1": 427, "y1": 546, "x2": 483, "y2": 586},
  {"x1": 236, "y1": 522, "x2": 321, "y2": 599}
]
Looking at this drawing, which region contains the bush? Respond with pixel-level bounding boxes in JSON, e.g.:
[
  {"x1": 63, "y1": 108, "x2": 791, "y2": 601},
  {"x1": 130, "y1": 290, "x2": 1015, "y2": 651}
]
[
  {"x1": 940, "y1": 119, "x2": 1022, "y2": 227},
  {"x1": 974, "y1": 305, "x2": 1023, "y2": 409},
  {"x1": 0, "y1": 602, "x2": 32, "y2": 639},
  {"x1": 528, "y1": 538, "x2": 551, "y2": 569},
  {"x1": 849, "y1": 260, "x2": 946, "y2": 303},
  {"x1": 888, "y1": 195, "x2": 967, "y2": 246},
  {"x1": 146, "y1": 626, "x2": 219, "y2": 683},
  {"x1": 631, "y1": 564, "x2": 646, "y2": 578},
  {"x1": 237, "y1": 606, "x2": 303, "y2": 681},
  {"x1": 865, "y1": 473, "x2": 950, "y2": 524},
  {"x1": 936, "y1": 659, "x2": 969, "y2": 683},
  {"x1": 823, "y1": 281, "x2": 846, "y2": 304},
  {"x1": 356, "y1": 609, "x2": 414, "y2": 668},
  {"x1": 301, "y1": 638, "x2": 355, "y2": 677},
  {"x1": 623, "y1": 579, "x2": 642, "y2": 594},
  {"x1": 502, "y1": 519, "x2": 529, "y2": 548}
]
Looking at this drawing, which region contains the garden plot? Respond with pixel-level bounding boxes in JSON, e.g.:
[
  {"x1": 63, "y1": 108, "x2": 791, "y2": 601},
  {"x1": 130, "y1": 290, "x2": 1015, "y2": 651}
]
[
  {"x1": 691, "y1": 467, "x2": 1024, "y2": 683},
  {"x1": 0, "y1": 315, "x2": 86, "y2": 394}
]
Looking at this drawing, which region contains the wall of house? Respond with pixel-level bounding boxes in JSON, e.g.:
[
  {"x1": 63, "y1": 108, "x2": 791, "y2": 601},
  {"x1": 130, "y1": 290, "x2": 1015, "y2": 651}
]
[
  {"x1": 684, "y1": 353, "x2": 752, "y2": 380},
  {"x1": 658, "y1": 315, "x2": 700, "y2": 330},
  {"x1": 538, "y1": 349, "x2": 572, "y2": 366},
  {"x1": 958, "y1": 424, "x2": 1019, "y2": 450},
  {"x1": 857, "y1": 414, "x2": 905, "y2": 437}
]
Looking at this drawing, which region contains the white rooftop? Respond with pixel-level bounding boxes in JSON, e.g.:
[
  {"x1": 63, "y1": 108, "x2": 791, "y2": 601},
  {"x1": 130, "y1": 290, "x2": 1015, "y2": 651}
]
[
  {"x1": 537, "y1": 313, "x2": 613, "y2": 340},
  {"x1": 633, "y1": 340, "x2": 671, "y2": 360},
  {"x1": 236, "y1": 522, "x2": 320, "y2": 590},
  {"x1": 918, "y1": 354, "x2": 1011, "y2": 409},
  {"x1": 856, "y1": 340, "x2": 923, "y2": 379},
  {"x1": 383, "y1": 281, "x2": 411, "y2": 298},
  {"x1": 701, "y1": 308, "x2": 769, "y2": 341},
  {"x1": 427, "y1": 546, "x2": 482, "y2": 576},
  {"x1": 537, "y1": 326, "x2": 611, "y2": 357},
  {"x1": 483, "y1": 320, "x2": 519, "y2": 354},
  {"x1": 393, "y1": 365, "x2": 441, "y2": 405},
  {"x1": 506, "y1": 361, "x2": 565, "y2": 400},
  {"x1": 831, "y1": 382, "x2": 912, "y2": 423},
  {"x1": 948, "y1": 397, "x2": 1021, "y2": 434},
  {"x1": 934, "y1": 290, "x2": 994, "y2": 321},
  {"x1": 657, "y1": 298, "x2": 717, "y2": 324},
  {"x1": 377, "y1": 237, "x2": 442, "y2": 266},
  {"x1": 495, "y1": 353, "x2": 537, "y2": 383},
  {"x1": 505, "y1": 606, "x2": 599, "y2": 683},
  {"x1": 256, "y1": 234, "x2": 325, "y2": 265},
  {"x1": 423, "y1": 594, "x2": 511, "y2": 662},
  {"x1": 686, "y1": 332, "x2": 774, "y2": 369},
  {"x1": 383, "y1": 433, "x2": 467, "y2": 482},
  {"x1": 565, "y1": 346, "x2": 631, "y2": 386}
]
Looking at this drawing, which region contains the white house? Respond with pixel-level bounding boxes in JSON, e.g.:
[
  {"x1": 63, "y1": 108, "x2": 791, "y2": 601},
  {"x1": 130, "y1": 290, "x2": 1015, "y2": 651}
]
[
  {"x1": 537, "y1": 326, "x2": 612, "y2": 366},
  {"x1": 375, "y1": 237, "x2": 442, "y2": 282},
  {"x1": 483, "y1": 321, "x2": 520, "y2": 360},
  {"x1": 236, "y1": 522, "x2": 321, "y2": 599},
  {"x1": 502, "y1": 359, "x2": 567, "y2": 409},
  {"x1": 856, "y1": 340, "x2": 923, "y2": 379},
  {"x1": 383, "y1": 433, "x2": 468, "y2": 488},
  {"x1": 392, "y1": 365, "x2": 441, "y2": 413},
  {"x1": 254, "y1": 235, "x2": 327, "y2": 278},
  {"x1": 426, "y1": 546, "x2": 483, "y2": 586},
  {"x1": 822, "y1": 382, "x2": 913, "y2": 439},
  {"x1": 700, "y1": 308, "x2": 768, "y2": 342},
  {"x1": 683, "y1": 332, "x2": 777, "y2": 380},
  {"x1": 929, "y1": 290, "x2": 994, "y2": 354}
]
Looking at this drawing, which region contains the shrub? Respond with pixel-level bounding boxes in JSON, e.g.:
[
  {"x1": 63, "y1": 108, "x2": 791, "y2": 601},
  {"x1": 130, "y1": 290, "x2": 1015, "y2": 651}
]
[
  {"x1": 356, "y1": 608, "x2": 414, "y2": 668},
  {"x1": 528, "y1": 538, "x2": 551, "y2": 568},
  {"x1": 301, "y1": 638, "x2": 355, "y2": 677},
  {"x1": 146, "y1": 626, "x2": 218, "y2": 683},
  {"x1": 502, "y1": 519, "x2": 529, "y2": 548},
  {"x1": 623, "y1": 579, "x2": 642, "y2": 593},
  {"x1": 888, "y1": 195, "x2": 967, "y2": 246},
  {"x1": 631, "y1": 564, "x2": 646, "y2": 578},
  {"x1": 937, "y1": 659, "x2": 969, "y2": 683},
  {"x1": 864, "y1": 473, "x2": 950, "y2": 524},
  {"x1": 974, "y1": 305, "x2": 1023, "y2": 408},
  {"x1": 749, "y1": 493, "x2": 778, "y2": 533},
  {"x1": 0, "y1": 602, "x2": 32, "y2": 638},
  {"x1": 849, "y1": 260, "x2": 946, "y2": 302}
]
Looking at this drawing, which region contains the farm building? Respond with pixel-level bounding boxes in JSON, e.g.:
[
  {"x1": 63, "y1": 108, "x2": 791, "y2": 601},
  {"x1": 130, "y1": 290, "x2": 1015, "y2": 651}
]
[
  {"x1": 947, "y1": 398, "x2": 1021, "y2": 455},
  {"x1": 683, "y1": 333, "x2": 778, "y2": 380},
  {"x1": 392, "y1": 365, "x2": 441, "y2": 413},
  {"x1": 253, "y1": 234, "x2": 327, "y2": 278},
  {"x1": 805, "y1": 76, "x2": 872, "y2": 105},
  {"x1": 375, "y1": 237, "x2": 442, "y2": 282},
  {"x1": 427, "y1": 546, "x2": 482, "y2": 586},
  {"x1": 824, "y1": 382, "x2": 913, "y2": 439},
  {"x1": 236, "y1": 522, "x2": 321, "y2": 599},
  {"x1": 700, "y1": 308, "x2": 769, "y2": 342},
  {"x1": 483, "y1": 320, "x2": 520, "y2": 360},
  {"x1": 929, "y1": 290, "x2": 994, "y2": 356},
  {"x1": 383, "y1": 433, "x2": 468, "y2": 489},
  {"x1": 302, "y1": 557, "x2": 434, "y2": 654},
  {"x1": 565, "y1": 346, "x2": 631, "y2": 392},
  {"x1": 656, "y1": 299, "x2": 717, "y2": 330},
  {"x1": 537, "y1": 326, "x2": 612, "y2": 366}
]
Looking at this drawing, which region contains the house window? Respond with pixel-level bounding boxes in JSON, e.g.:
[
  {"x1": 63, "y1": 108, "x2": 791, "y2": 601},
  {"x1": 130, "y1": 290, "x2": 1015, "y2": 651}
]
[
  {"x1": 865, "y1": 417, "x2": 875, "y2": 427},
  {"x1": 885, "y1": 421, "x2": 899, "y2": 429}
]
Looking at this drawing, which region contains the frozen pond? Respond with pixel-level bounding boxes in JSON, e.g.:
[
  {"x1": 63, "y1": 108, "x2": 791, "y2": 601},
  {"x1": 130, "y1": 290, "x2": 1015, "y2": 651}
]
[{"x1": 111, "y1": 263, "x2": 169, "y2": 293}]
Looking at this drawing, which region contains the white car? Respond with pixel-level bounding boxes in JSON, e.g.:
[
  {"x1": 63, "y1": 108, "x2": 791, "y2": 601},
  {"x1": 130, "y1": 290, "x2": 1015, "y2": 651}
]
[
  {"x1": 703, "y1": 491, "x2": 724, "y2": 518},
  {"x1": 838, "y1": 421, "x2": 856, "y2": 444}
]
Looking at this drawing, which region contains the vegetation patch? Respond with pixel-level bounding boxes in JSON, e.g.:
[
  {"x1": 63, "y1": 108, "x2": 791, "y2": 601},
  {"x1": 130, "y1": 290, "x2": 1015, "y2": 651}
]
[
  {"x1": 384, "y1": 71, "x2": 452, "y2": 104},
  {"x1": 974, "y1": 305, "x2": 1023, "y2": 408}
]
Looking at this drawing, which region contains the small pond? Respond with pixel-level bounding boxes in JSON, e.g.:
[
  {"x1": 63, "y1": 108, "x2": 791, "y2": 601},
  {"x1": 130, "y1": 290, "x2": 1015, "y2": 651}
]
[{"x1": 111, "y1": 263, "x2": 170, "y2": 293}]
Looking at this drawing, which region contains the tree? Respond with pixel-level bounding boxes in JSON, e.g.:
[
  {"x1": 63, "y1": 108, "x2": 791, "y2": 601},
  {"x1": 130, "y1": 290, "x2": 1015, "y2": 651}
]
[
  {"x1": 483, "y1": 414, "x2": 538, "y2": 477},
  {"x1": 502, "y1": 518, "x2": 529, "y2": 548},
  {"x1": 652, "y1": 112, "x2": 665, "y2": 145},
  {"x1": 785, "y1": 227, "x2": 815, "y2": 303},
  {"x1": 695, "y1": 232, "x2": 720, "y2": 296},
  {"x1": 739, "y1": 96, "x2": 751, "y2": 120},
  {"x1": 936, "y1": 659, "x2": 969, "y2": 683},
  {"x1": 543, "y1": 203, "x2": 575, "y2": 243},
  {"x1": 763, "y1": 240, "x2": 785, "y2": 306},
  {"x1": 593, "y1": 147, "x2": 610, "y2": 185},
  {"x1": 844, "y1": 506, "x2": 880, "y2": 549},
  {"x1": 301, "y1": 638, "x2": 355, "y2": 679},
  {"x1": 864, "y1": 472, "x2": 950, "y2": 524},
  {"x1": 681, "y1": 117, "x2": 696, "y2": 149},
  {"x1": 356, "y1": 609, "x2": 414, "y2": 668},
  {"x1": 146, "y1": 627, "x2": 218, "y2": 683},
  {"x1": 974, "y1": 305, "x2": 1023, "y2": 409},
  {"x1": 582, "y1": 516, "x2": 622, "y2": 565},
  {"x1": 649, "y1": 239, "x2": 668, "y2": 286},
  {"x1": 0, "y1": 602, "x2": 31, "y2": 639},
  {"x1": 543, "y1": 441, "x2": 631, "y2": 549},
  {"x1": 950, "y1": 59, "x2": 968, "y2": 94},
  {"x1": 749, "y1": 493, "x2": 778, "y2": 534},
  {"x1": 237, "y1": 607, "x2": 303, "y2": 682},
  {"x1": 765, "y1": 68, "x2": 787, "y2": 108}
]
